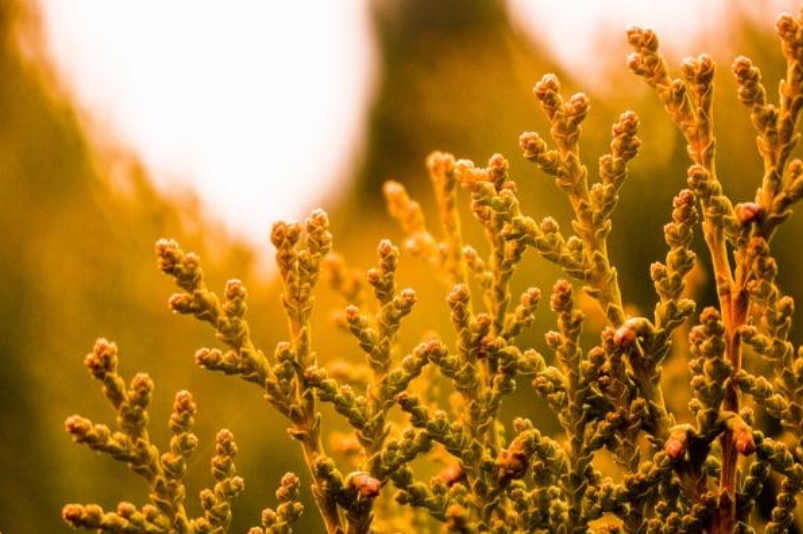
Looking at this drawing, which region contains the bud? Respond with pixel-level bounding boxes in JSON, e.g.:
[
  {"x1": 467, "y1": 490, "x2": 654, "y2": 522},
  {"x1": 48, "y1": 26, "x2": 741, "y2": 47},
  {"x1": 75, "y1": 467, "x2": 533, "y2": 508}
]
[
  {"x1": 566, "y1": 92, "x2": 591, "y2": 120},
  {"x1": 168, "y1": 293, "x2": 195, "y2": 314},
  {"x1": 225, "y1": 279, "x2": 246, "y2": 300},
  {"x1": 487, "y1": 153, "x2": 509, "y2": 188},
  {"x1": 439, "y1": 464, "x2": 465, "y2": 487},
  {"x1": 534, "y1": 74, "x2": 561, "y2": 99},
  {"x1": 614, "y1": 324, "x2": 637, "y2": 347},
  {"x1": 735, "y1": 202, "x2": 764, "y2": 225},
  {"x1": 626, "y1": 53, "x2": 644, "y2": 74},
  {"x1": 519, "y1": 132, "x2": 548, "y2": 161},
  {"x1": 397, "y1": 288, "x2": 417, "y2": 311},
  {"x1": 306, "y1": 208, "x2": 329, "y2": 231},
  {"x1": 665, "y1": 427, "x2": 689, "y2": 460},
  {"x1": 776, "y1": 13, "x2": 798, "y2": 42},
  {"x1": 496, "y1": 448, "x2": 529, "y2": 481},
  {"x1": 545, "y1": 331, "x2": 562, "y2": 349},
  {"x1": 216, "y1": 429, "x2": 237, "y2": 456},
  {"x1": 427, "y1": 150, "x2": 456, "y2": 178},
  {"x1": 447, "y1": 284, "x2": 470, "y2": 305},
  {"x1": 195, "y1": 347, "x2": 222, "y2": 368},
  {"x1": 650, "y1": 262, "x2": 667, "y2": 281},
  {"x1": 377, "y1": 239, "x2": 398, "y2": 261},
  {"x1": 680, "y1": 56, "x2": 697, "y2": 81},
  {"x1": 540, "y1": 216, "x2": 559, "y2": 234},
  {"x1": 686, "y1": 165, "x2": 710, "y2": 194},
  {"x1": 614, "y1": 318, "x2": 652, "y2": 348},
  {"x1": 549, "y1": 280, "x2": 573, "y2": 312},
  {"x1": 348, "y1": 472, "x2": 381, "y2": 499},
  {"x1": 732, "y1": 55, "x2": 754, "y2": 80},
  {"x1": 64, "y1": 415, "x2": 92, "y2": 440},
  {"x1": 155, "y1": 238, "x2": 181, "y2": 274},
  {"x1": 725, "y1": 416, "x2": 757, "y2": 456},
  {"x1": 84, "y1": 338, "x2": 118, "y2": 379},
  {"x1": 173, "y1": 390, "x2": 196, "y2": 416}
]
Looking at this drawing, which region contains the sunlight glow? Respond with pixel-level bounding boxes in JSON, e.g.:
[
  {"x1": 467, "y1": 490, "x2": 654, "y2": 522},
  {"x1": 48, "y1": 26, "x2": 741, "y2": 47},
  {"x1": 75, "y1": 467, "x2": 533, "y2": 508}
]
[
  {"x1": 38, "y1": 1, "x2": 376, "y2": 243},
  {"x1": 507, "y1": 0, "x2": 801, "y2": 87}
]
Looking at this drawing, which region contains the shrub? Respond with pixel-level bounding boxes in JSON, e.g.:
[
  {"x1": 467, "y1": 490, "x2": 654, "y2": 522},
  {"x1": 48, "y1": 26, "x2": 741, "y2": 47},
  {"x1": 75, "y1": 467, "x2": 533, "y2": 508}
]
[{"x1": 63, "y1": 6, "x2": 803, "y2": 533}]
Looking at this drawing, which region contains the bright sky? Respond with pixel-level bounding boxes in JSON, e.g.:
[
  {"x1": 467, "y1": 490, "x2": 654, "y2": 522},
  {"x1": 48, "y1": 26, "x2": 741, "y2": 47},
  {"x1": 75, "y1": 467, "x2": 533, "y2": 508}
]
[
  {"x1": 37, "y1": 0, "x2": 799, "y2": 244},
  {"x1": 38, "y1": 0, "x2": 377, "y2": 244},
  {"x1": 507, "y1": 0, "x2": 801, "y2": 86}
]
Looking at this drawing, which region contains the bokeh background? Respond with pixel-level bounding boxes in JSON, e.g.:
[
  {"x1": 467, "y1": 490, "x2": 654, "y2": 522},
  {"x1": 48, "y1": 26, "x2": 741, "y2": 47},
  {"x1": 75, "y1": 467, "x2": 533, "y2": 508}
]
[{"x1": 2, "y1": 0, "x2": 803, "y2": 531}]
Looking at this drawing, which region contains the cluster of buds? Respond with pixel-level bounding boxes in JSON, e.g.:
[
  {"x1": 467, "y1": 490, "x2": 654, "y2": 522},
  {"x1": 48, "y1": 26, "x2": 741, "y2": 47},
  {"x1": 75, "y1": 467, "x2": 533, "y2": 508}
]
[
  {"x1": 64, "y1": 5, "x2": 803, "y2": 534},
  {"x1": 63, "y1": 340, "x2": 244, "y2": 534}
]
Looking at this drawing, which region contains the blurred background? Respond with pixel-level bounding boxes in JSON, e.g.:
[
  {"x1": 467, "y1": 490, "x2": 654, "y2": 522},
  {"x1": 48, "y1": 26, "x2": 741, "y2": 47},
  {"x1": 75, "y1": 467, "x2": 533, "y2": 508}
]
[{"x1": 2, "y1": 0, "x2": 803, "y2": 531}]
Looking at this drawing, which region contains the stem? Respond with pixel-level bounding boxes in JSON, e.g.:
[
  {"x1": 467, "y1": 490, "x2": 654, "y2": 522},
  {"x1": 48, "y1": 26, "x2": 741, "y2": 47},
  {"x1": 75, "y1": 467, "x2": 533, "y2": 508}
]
[
  {"x1": 589, "y1": 235, "x2": 625, "y2": 327},
  {"x1": 684, "y1": 77, "x2": 742, "y2": 531},
  {"x1": 300, "y1": 436, "x2": 344, "y2": 534},
  {"x1": 692, "y1": 146, "x2": 742, "y2": 534},
  {"x1": 564, "y1": 342, "x2": 592, "y2": 534},
  {"x1": 563, "y1": 140, "x2": 625, "y2": 327},
  {"x1": 289, "y1": 298, "x2": 344, "y2": 534}
]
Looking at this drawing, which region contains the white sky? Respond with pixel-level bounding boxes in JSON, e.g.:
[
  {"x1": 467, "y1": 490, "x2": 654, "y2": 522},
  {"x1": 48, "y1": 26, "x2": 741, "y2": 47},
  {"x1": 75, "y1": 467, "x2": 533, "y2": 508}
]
[
  {"x1": 37, "y1": 0, "x2": 800, "y2": 244},
  {"x1": 38, "y1": 0, "x2": 377, "y2": 244},
  {"x1": 507, "y1": 0, "x2": 801, "y2": 86}
]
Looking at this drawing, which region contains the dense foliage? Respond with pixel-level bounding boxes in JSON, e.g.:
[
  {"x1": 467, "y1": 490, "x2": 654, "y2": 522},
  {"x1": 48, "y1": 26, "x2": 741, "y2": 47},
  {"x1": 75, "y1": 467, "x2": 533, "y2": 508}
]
[{"x1": 63, "y1": 6, "x2": 803, "y2": 533}]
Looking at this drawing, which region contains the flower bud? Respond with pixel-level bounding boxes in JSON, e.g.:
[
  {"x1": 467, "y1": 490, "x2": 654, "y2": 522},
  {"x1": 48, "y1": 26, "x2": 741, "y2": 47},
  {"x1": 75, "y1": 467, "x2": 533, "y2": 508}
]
[
  {"x1": 348, "y1": 472, "x2": 381, "y2": 499},
  {"x1": 735, "y1": 202, "x2": 764, "y2": 225},
  {"x1": 496, "y1": 448, "x2": 529, "y2": 481},
  {"x1": 665, "y1": 427, "x2": 689, "y2": 460}
]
